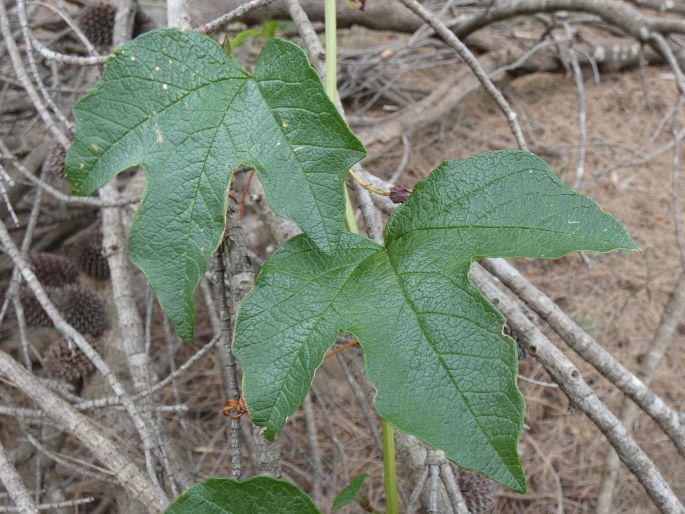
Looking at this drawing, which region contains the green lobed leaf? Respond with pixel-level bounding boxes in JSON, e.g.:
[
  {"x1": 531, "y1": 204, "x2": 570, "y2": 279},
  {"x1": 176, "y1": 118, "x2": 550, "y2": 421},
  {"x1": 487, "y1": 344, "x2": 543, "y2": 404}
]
[
  {"x1": 165, "y1": 476, "x2": 321, "y2": 514},
  {"x1": 332, "y1": 473, "x2": 369, "y2": 510},
  {"x1": 66, "y1": 28, "x2": 365, "y2": 341},
  {"x1": 233, "y1": 150, "x2": 638, "y2": 492}
]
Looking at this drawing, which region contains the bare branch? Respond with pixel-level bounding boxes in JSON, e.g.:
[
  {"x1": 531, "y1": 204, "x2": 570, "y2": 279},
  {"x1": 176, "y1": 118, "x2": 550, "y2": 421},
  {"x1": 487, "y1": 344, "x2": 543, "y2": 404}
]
[
  {"x1": 396, "y1": 0, "x2": 528, "y2": 150},
  {"x1": 0, "y1": 0, "x2": 69, "y2": 147},
  {"x1": 167, "y1": 0, "x2": 192, "y2": 29},
  {"x1": 481, "y1": 257, "x2": 685, "y2": 458},
  {"x1": 596, "y1": 272, "x2": 685, "y2": 513},
  {"x1": 200, "y1": 0, "x2": 281, "y2": 34},
  {"x1": 471, "y1": 265, "x2": 685, "y2": 514},
  {"x1": 0, "y1": 215, "x2": 167, "y2": 506},
  {"x1": 0, "y1": 439, "x2": 38, "y2": 514},
  {"x1": 0, "y1": 350, "x2": 167, "y2": 512}
]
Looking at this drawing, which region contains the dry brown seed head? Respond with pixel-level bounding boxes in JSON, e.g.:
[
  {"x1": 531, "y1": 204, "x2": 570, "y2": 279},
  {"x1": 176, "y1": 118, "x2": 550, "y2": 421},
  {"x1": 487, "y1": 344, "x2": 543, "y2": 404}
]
[
  {"x1": 79, "y1": 2, "x2": 116, "y2": 48},
  {"x1": 44, "y1": 337, "x2": 95, "y2": 381},
  {"x1": 29, "y1": 253, "x2": 79, "y2": 288}
]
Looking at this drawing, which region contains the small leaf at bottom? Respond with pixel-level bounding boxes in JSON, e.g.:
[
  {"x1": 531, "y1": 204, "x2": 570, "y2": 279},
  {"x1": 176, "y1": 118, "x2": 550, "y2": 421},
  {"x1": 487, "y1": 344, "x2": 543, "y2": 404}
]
[
  {"x1": 332, "y1": 473, "x2": 369, "y2": 510},
  {"x1": 165, "y1": 476, "x2": 321, "y2": 514}
]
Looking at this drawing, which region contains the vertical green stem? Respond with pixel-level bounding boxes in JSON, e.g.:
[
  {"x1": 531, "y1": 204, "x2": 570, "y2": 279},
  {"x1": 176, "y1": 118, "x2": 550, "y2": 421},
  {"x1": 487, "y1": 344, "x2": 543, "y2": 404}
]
[
  {"x1": 324, "y1": 1, "x2": 398, "y2": 511},
  {"x1": 381, "y1": 420, "x2": 400, "y2": 514},
  {"x1": 324, "y1": 0, "x2": 359, "y2": 234},
  {"x1": 324, "y1": 0, "x2": 337, "y2": 104}
]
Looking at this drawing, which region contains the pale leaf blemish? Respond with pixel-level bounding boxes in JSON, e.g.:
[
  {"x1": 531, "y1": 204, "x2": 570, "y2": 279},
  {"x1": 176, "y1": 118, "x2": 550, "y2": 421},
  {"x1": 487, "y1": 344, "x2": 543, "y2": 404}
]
[
  {"x1": 155, "y1": 124, "x2": 164, "y2": 144},
  {"x1": 90, "y1": 143, "x2": 101, "y2": 153},
  {"x1": 154, "y1": 66, "x2": 161, "y2": 72},
  {"x1": 282, "y1": 122, "x2": 289, "y2": 129},
  {"x1": 162, "y1": 84, "x2": 169, "y2": 90},
  {"x1": 79, "y1": 163, "x2": 85, "y2": 170}
]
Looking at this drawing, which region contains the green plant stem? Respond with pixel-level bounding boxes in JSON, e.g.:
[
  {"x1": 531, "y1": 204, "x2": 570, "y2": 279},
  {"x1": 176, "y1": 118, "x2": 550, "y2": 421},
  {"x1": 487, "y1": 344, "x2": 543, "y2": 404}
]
[
  {"x1": 381, "y1": 420, "x2": 399, "y2": 514},
  {"x1": 324, "y1": 0, "x2": 337, "y2": 103},
  {"x1": 324, "y1": 0, "x2": 359, "y2": 234},
  {"x1": 324, "y1": 0, "x2": 397, "y2": 511}
]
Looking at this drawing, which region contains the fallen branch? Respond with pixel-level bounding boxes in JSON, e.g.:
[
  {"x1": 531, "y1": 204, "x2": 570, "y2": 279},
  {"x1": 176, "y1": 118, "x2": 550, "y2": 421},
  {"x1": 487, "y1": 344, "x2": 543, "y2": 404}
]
[
  {"x1": 470, "y1": 265, "x2": 685, "y2": 514},
  {"x1": 0, "y1": 439, "x2": 38, "y2": 514},
  {"x1": 0, "y1": 350, "x2": 167, "y2": 512},
  {"x1": 481, "y1": 257, "x2": 685, "y2": 458}
]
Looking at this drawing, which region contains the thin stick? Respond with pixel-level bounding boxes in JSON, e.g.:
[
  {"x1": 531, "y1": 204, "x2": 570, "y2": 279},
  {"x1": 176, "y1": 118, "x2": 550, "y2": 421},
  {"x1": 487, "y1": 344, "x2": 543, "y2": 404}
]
[
  {"x1": 439, "y1": 462, "x2": 470, "y2": 514},
  {"x1": 72, "y1": 335, "x2": 220, "y2": 410},
  {"x1": 200, "y1": 0, "x2": 280, "y2": 34},
  {"x1": 0, "y1": 1, "x2": 69, "y2": 147},
  {"x1": 0, "y1": 216, "x2": 167, "y2": 506},
  {"x1": 215, "y1": 245, "x2": 242, "y2": 479},
  {"x1": 303, "y1": 394, "x2": 323, "y2": 504},
  {"x1": 0, "y1": 139, "x2": 139, "y2": 207},
  {"x1": 0, "y1": 439, "x2": 38, "y2": 514},
  {"x1": 481, "y1": 257, "x2": 685, "y2": 457},
  {"x1": 471, "y1": 266, "x2": 685, "y2": 514},
  {"x1": 397, "y1": 0, "x2": 528, "y2": 151},
  {"x1": 672, "y1": 96, "x2": 685, "y2": 269},
  {"x1": 389, "y1": 133, "x2": 410, "y2": 185},
  {"x1": 0, "y1": 497, "x2": 95, "y2": 512},
  {"x1": 312, "y1": 383, "x2": 350, "y2": 483},
  {"x1": 596, "y1": 272, "x2": 685, "y2": 514},
  {"x1": 336, "y1": 354, "x2": 382, "y2": 449},
  {"x1": 0, "y1": 350, "x2": 167, "y2": 512},
  {"x1": 28, "y1": 36, "x2": 106, "y2": 65},
  {"x1": 406, "y1": 465, "x2": 429, "y2": 514},
  {"x1": 428, "y1": 459, "x2": 439, "y2": 514},
  {"x1": 15, "y1": 0, "x2": 73, "y2": 131}
]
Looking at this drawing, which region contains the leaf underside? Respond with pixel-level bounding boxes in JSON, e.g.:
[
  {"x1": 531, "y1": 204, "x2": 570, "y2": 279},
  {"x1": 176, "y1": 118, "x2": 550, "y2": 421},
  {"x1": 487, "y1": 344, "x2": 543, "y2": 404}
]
[
  {"x1": 233, "y1": 150, "x2": 638, "y2": 492},
  {"x1": 165, "y1": 476, "x2": 321, "y2": 514},
  {"x1": 66, "y1": 29, "x2": 365, "y2": 341}
]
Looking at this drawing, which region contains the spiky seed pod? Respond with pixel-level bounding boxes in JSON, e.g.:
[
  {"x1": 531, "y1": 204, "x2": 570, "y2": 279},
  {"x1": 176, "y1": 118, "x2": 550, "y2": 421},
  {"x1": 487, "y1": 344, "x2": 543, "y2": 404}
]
[
  {"x1": 69, "y1": 224, "x2": 110, "y2": 280},
  {"x1": 79, "y1": 2, "x2": 116, "y2": 48},
  {"x1": 58, "y1": 285, "x2": 109, "y2": 337},
  {"x1": 45, "y1": 142, "x2": 67, "y2": 180},
  {"x1": 18, "y1": 287, "x2": 52, "y2": 328},
  {"x1": 79, "y1": 235, "x2": 110, "y2": 280},
  {"x1": 457, "y1": 468, "x2": 497, "y2": 514},
  {"x1": 44, "y1": 338, "x2": 95, "y2": 380},
  {"x1": 20, "y1": 285, "x2": 108, "y2": 337},
  {"x1": 29, "y1": 253, "x2": 79, "y2": 288}
]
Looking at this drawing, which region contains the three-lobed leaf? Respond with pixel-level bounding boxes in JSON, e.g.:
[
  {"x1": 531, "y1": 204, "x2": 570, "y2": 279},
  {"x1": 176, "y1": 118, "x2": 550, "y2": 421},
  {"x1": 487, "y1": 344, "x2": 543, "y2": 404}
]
[
  {"x1": 233, "y1": 150, "x2": 638, "y2": 492},
  {"x1": 66, "y1": 28, "x2": 365, "y2": 341},
  {"x1": 165, "y1": 476, "x2": 321, "y2": 514}
]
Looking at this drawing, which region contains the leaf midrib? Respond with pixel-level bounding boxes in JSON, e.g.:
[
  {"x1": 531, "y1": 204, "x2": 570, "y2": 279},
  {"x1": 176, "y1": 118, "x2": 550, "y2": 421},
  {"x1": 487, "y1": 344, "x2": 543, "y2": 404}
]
[
  {"x1": 381, "y1": 250, "x2": 520, "y2": 485},
  {"x1": 75, "y1": 74, "x2": 246, "y2": 193}
]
